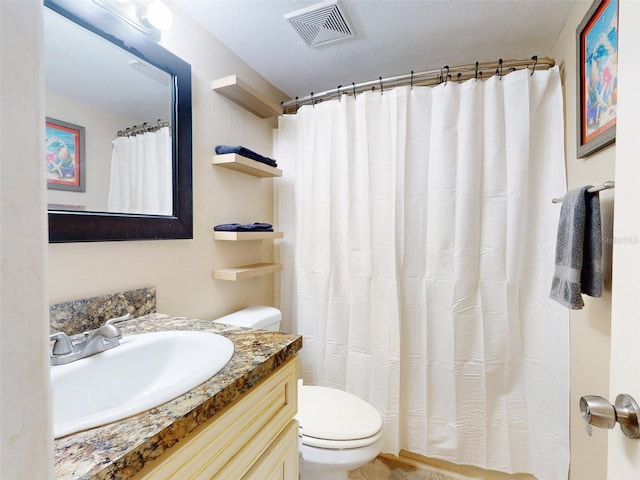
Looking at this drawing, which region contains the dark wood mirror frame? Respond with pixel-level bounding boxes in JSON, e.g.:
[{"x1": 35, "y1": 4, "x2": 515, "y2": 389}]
[{"x1": 45, "y1": 0, "x2": 193, "y2": 242}]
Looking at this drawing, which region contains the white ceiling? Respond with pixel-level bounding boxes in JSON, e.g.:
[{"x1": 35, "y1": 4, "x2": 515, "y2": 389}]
[{"x1": 173, "y1": 0, "x2": 576, "y2": 99}]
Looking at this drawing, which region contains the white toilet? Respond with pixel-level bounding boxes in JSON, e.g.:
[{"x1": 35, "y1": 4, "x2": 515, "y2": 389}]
[{"x1": 215, "y1": 306, "x2": 384, "y2": 480}]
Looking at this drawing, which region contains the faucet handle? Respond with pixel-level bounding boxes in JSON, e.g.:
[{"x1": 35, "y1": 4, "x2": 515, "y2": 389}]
[
  {"x1": 93, "y1": 324, "x2": 123, "y2": 341},
  {"x1": 106, "y1": 313, "x2": 131, "y2": 326},
  {"x1": 49, "y1": 332, "x2": 73, "y2": 355}
]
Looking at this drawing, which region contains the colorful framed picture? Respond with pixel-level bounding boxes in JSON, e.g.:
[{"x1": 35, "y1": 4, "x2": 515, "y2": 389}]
[
  {"x1": 576, "y1": 0, "x2": 618, "y2": 158},
  {"x1": 45, "y1": 117, "x2": 85, "y2": 191}
]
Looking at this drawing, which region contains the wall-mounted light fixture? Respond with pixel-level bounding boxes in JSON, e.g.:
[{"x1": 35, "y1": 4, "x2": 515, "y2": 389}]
[
  {"x1": 93, "y1": 0, "x2": 173, "y2": 36},
  {"x1": 143, "y1": 0, "x2": 173, "y2": 31}
]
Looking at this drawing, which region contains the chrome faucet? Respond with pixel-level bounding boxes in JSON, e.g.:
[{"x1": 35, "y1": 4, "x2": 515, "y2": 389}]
[{"x1": 49, "y1": 314, "x2": 131, "y2": 366}]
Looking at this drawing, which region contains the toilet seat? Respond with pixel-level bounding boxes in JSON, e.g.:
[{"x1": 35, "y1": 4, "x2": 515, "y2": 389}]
[
  {"x1": 296, "y1": 385, "x2": 383, "y2": 450},
  {"x1": 300, "y1": 428, "x2": 384, "y2": 449}
]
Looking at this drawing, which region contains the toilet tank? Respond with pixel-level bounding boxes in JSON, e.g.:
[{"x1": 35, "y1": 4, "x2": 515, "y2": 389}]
[{"x1": 214, "y1": 306, "x2": 281, "y2": 331}]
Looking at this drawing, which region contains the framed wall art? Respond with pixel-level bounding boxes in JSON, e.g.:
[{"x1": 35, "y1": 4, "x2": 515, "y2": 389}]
[
  {"x1": 45, "y1": 117, "x2": 85, "y2": 191},
  {"x1": 576, "y1": 0, "x2": 618, "y2": 158}
]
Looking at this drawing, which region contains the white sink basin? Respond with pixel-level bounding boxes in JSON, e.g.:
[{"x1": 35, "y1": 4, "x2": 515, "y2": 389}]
[{"x1": 51, "y1": 330, "x2": 234, "y2": 438}]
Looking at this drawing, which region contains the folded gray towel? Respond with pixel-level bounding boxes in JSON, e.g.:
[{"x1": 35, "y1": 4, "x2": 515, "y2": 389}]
[
  {"x1": 215, "y1": 145, "x2": 278, "y2": 168},
  {"x1": 550, "y1": 186, "x2": 602, "y2": 309},
  {"x1": 214, "y1": 222, "x2": 273, "y2": 232}
]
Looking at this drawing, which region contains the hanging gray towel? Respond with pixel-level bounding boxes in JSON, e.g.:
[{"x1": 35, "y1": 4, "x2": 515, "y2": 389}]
[{"x1": 550, "y1": 186, "x2": 602, "y2": 309}]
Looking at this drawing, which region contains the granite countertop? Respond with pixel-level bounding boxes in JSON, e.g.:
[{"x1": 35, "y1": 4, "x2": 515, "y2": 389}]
[{"x1": 54, "y1": 313, "x2": 302, "y2": 480}]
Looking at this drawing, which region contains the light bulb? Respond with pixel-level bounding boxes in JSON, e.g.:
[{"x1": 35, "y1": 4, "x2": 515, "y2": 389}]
[{"x1": 144, "y1": 0, "x2": 173, "y2": 31}]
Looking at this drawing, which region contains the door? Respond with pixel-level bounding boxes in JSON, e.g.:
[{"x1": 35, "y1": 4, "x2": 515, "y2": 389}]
[{"x1": 607, "y1": 1, "x2": 640, "y2": 477}]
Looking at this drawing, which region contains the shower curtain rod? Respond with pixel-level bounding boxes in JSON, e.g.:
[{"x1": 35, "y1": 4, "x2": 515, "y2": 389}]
[
  {"x1": 117, "y1": 119, "x2": 170, "y2": 137},
  {"x1": 281, "y1": 56, "x2": 554, "y2": 114}
]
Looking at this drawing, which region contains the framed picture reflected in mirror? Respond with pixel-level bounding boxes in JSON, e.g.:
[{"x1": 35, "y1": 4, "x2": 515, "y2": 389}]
[{"x1": 45, "y1": 117, "x2": 85, "y2": 192}]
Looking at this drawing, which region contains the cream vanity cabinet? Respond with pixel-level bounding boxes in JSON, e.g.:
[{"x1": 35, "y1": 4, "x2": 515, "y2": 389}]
[{"x1": 133, "y1": 358, "x2": 298, "y2": 480}]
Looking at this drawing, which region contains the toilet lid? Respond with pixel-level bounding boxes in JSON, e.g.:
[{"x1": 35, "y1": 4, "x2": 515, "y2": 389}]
[{"x1": 296, "y1": 385, "x2": 383, "y2": 441}]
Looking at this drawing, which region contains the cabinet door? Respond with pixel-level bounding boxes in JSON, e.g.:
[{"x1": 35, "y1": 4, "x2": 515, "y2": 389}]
[
  {"x1": 133, "y1": 358, "x2": 297, "y2": 479},
  {"x1": 242, "y1": 420, "x2": 299, "y2": 480}
]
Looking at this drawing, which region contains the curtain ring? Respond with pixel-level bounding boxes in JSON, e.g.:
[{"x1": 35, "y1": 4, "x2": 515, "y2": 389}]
[
  {"x1": 530, "y1": 55, "x2": 538, "y2": 76},
  {"x1": 295, "y1": 97, "x2": 299, "y2": 110},
  {"x1": 498, "y1": 58, "x2": 503, "y2": 80},
  {"x1": 379, "y1": 76, "x2": 384, "y2": 95},
  {"x1": 457, "y1": 72, "x2": 462, "y2": 82},
  {"x1": 443, "y1": 66, "x2": 449, "y2": 86},
  {"x1": 475, "y1": 61, "x2": 479, "y2": 81},
  {"x1": 337, "y1": 85, "x2": 342, "y2": 102},
  {"x1": 352, "y1": 82, "x2": 357, "y2": 99},
  {"x1": 311, "y1": 92, "x2": 315, "y2": 108}
]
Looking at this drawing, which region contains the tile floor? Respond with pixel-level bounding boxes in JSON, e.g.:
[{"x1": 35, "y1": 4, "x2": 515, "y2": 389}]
[{"x1": 348, "y1": 456, "x2": 454, "y2": 480}]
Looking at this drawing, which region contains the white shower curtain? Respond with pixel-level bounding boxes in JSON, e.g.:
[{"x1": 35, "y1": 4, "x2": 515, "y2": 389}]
[
  {"x1": 276, "y1": 67, "x2": 569, "y2": 480},
  {"x1": 108, "y1": 126, "x2": 172, "y2": 215}
]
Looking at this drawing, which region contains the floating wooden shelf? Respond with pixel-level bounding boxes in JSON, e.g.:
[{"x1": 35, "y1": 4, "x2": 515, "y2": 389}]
[
  {"x1": 212, "y1": 154, "x2": 282, "y2": 178},
  {"x1": 213, "y1": 263, "x2": 283, "y2": 281},
  {"x1": 212, "y1": 74, "x2": 282, "y2": 119},
  {"x1": 213, "y1": 231, "x2": 283, "y2": 241}
]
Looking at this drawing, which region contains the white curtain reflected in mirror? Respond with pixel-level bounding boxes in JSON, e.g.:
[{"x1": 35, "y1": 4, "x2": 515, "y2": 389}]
[{"x1": 108, "y1": 125, "x2": 172, "y2": 215}]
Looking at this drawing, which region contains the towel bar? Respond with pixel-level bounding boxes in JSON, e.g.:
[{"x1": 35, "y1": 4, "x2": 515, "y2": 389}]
[{"x1": 552, "y1": 181, "x2": 615, "y2": 204}]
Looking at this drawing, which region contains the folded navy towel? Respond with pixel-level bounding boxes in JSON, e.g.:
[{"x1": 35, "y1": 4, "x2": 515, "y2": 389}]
[
  {"x1": 214, "y1": 222, "x2": 273, "y2": 232},
  {"x1": 215, "y1": 145, "x2": 278, "y2": 168},
  {"x1": 550, "y1": 186, "x2": 602, "y2": 309}
]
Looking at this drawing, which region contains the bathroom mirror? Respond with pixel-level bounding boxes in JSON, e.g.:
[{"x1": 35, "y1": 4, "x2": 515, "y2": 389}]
[{"x1": 45, "y1": 0, "x2": 192, "y2": 242}]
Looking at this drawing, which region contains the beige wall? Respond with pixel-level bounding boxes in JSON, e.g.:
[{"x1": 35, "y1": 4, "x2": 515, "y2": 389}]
[
  {"x1": 47, "y1": 1, "x2": 289, "y2": 324},
  {"x1": 550, "y1": 1, "x2": 615, "y2": 479},
  {"x1": 0, "y1": 0, "x2": 53, "y2": 478}
]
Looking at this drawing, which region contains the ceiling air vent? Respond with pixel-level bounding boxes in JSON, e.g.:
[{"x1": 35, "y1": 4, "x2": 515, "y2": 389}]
[{"x1": 284, "y1": 0, "x2": 355, "y2": 48}]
